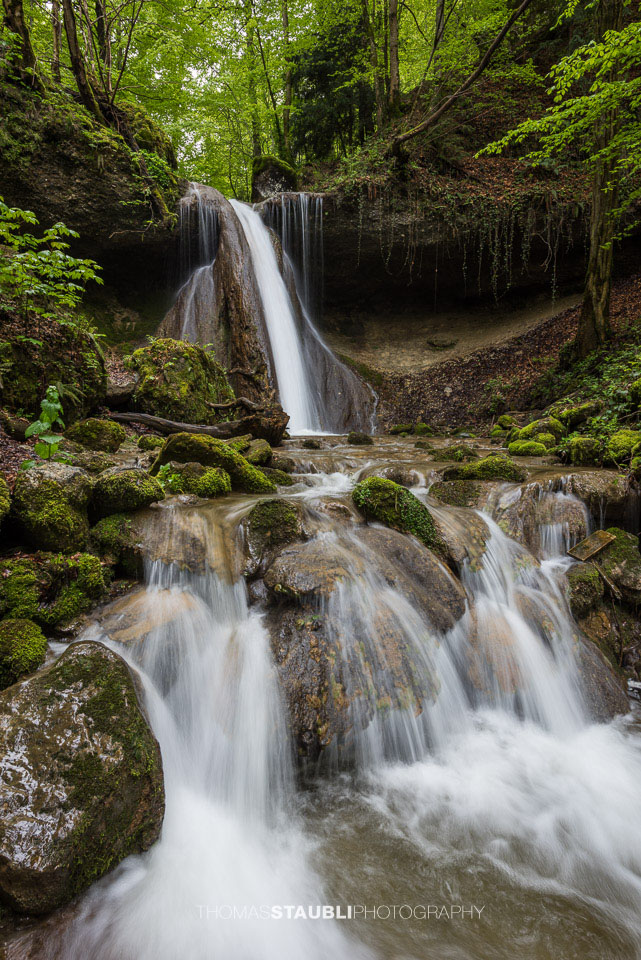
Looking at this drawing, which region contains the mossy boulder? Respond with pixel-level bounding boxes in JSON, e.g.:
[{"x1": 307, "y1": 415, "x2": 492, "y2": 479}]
[
  {"x1": 137, "y1": 434, "x2": 164, "y2": 451},
  {"x1": 437, "y1": 443, "x2": 478, "y2": 462},
  {"x1": 125, "y1": 339, "x2": 235, "y2": 425},
  {"x1": 158, "y1": 461, "x2": 231, "y2": 499},
  {"x1": 0, "y1": 474, "x2": 10, "y2": 529},
  {"x1": 553, "y1": 400, "x2": 601, "y2": 429},
  {"x1": 258, "y1": 466, "x2": 295, "y2": 486},
  {"x1": 117, "y1": 100, "x2": 177, "y2": 167},
  {"x1": 389, "y1": 423, "x2": 413, "y2": 435},
  {"x1": 241, "y1": 499, "x2": 305, "y2": 578},
  {"x1": 443, "y1": 455, "x2": 526, "y2": 483},
  {"x1": 347, "y1": 431, "x2": 374, "y2": 445},
  {"x1": 518, "y1": 417, "x2": 565, "y2": 442},
  {"x1": 630, "y1": 378, "x2": 641, "y2": 407},
  {"x1": 567, "y1": 436, "x2": 602, "y2": 466},
  {"x1": 0, "y1": 641, "x2": 164, "y2": 914},
  {"x1": 497, "y1": 414, "x2": 517, "y2": 429},
  {"x1": 12, "y1": 462, "x2": 93, "y2": 552},
  {"x1": 490, "y1": 425, "x2": 506, "y2": 439},
  {"x1": 0, "y1": 316, "x2": 106, "y2": 421},
  {"x1": 414, "y1": 422, "x2": 434, "y2": 436},
  {"x1": 90, "y1": 515, "x2": 144, "y2": 579},
  {"x1": 0, "y1": 553, "x2": 108, "y2": 633},
  {"x1": 244, "y1": 438, "x2": 273, "y2": 465},
  {"x1": 91, "y1": 468, "x2": 165, "y2": 518},
  {"x1": 352, "y1": 477, "x2": 440, "y2": 551},
  {"x1": 414, "y1": 439, "x2": 435, "y2": 452},
  {"x1": 251, "y1": 154, "x2": 298, "y2": 201},
  {"x1": 508, "y1": 440, "x2": 548, "y2": 457},
  {"x1": 603, "y1": 429, "x2": 641, "y2": 466},
  {"x1": 567, "y1": 563, "x2": 605, "y2": 620},
  {"x1": 0, "y1": 619, "x2": 47, "y2": 689},
  {"x1": 64, "y1": 418, "x2": 126, "y2": 453},
  {"x1": 598, "y1": 527, "x2": 641, "y2": 605},
  {"x1": 153, "y1": 433, "x2": 276, "y2": 493},
  {"x1": 429, "y1": 479, "x2": 484, "y2": 508}
]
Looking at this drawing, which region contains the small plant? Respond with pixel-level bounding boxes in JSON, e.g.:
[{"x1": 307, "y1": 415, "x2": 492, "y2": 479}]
[
  {"x1": 0, "y1": 198, "x2": 102, "y2": 319},
  {"x1": 22, "y1": 385, "x2": 68, "y2": 464},
  {"x1": 156, "y1": 463, "x2": 183, "y2": 493}
]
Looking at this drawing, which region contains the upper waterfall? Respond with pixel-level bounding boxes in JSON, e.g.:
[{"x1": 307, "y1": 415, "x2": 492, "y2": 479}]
[{"x1": 160, "y1": 184, "x2": 376, "y2": 435}]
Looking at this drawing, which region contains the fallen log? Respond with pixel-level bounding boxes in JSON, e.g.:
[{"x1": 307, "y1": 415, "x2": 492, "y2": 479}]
[{"x1": 107, "y1": 408, "x2": 289, "y2": 446}]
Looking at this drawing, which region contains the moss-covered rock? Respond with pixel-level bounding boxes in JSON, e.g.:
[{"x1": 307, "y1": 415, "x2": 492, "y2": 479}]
[
  {"x1": 352, "y1": 477, "x2": 440, "y2": 551},
  {"x1": 490, "y1": 425, "x2": 506, "y2": 439},
  {"x1": 0, "y1": 641, "x2": 164, "y2": 914},
  {"x1": 414, "y1": 422, "x2": 434, "y2": 436},
  {"x1": 12, "y1": 462, "x2": 93, "y2": 552},
  {"x1": 389, "y1": 423, "x2": 413, "y2": 435},
  {"x1": 567, "y1": 436, "x2": 602, "y2": 466},
  {"x1": 429, "y1": 479, "x2": 484, "y2": 508},
  {"x1": 414, "y1": 439, "x2": 435, "y2": 452},
  {"x1": 443, "y1": 454, "x2": 526, "y2": 482},
  {"x1": 137, "y1": 434, "x2": 164, "y2": 451},
  {"x1": 0, "y1": 553, "x2": 108, "y2": 632},
  {"x1": 553, "y1": 400, "x2": 601, "y2": 429},
  {"x1": 158, "y1": 461, "x2": 231, "y2": 499},
  {"x1": 603, "y1": 429, "x2": 641, "y2": 466},
  {"x1": 0, "y1": 619, "x2": 47, "y2": 689},
  {"x1": 0, "y1": 474, "x2": 10, "y2": 529},
  {"x1": 241, "y1": 499, "x2": 304, "y2": 578},
  {"x1": 91, "y1": 468, "x2": 164, "y2": 518},
  {"x1": 598, "y1": 527, "x2": 641, "y2": 604},
  {"x1": 630, "y1": 378, "x2": 641, "y2": 407},
  {"x1": 347, "y1": 431, "x2": 374, "y2": 445},
  {"x1": 245, "y1": 438, "x2": 273, "y2": 465},
  {"x1": 497, "y1": 414, "x2": 517, "y2": 429},
  {"x1": 90, "y1": 514, "x2": 144, "y2": 579},
  {"x1": 518, "y1": 417, "x2": 565, "y2": 442},
  {"x1": 251, "y1": 154, "x2": 298, "y2": 201},
  {"x1": 567, "y1": 563, "x2": 604, "y2": 620},
  {"x1": 508, "y1": 440, "x2": 548, "y2": 457},
  {"x1": 125, "y1": 339, "x2": 235, "y2": 425},
  {"x1": 154, "y1": 433, "x2": 276, "y2": 493},
  {"x1": 0, "y1": 315, "x2": 106, "y2": 421},
  {"x1": 117, "y1": 100, "x2": 177, "y2": 167},
  {"x1": 437, "y1": 443, "x2": 478, "y2": 462},
  {"x1": 258, "y1": 466, "x2": 295, "y2": 486},
  {"x1": 64, "y1": 417, "x2": 126, "y2": 452},
  {"x1": 631, "y1": 456, "x2": 641, "y2": 480}
]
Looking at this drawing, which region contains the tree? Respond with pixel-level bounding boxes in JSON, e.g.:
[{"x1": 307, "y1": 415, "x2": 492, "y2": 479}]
[{"x1": 483, "y1": 1, "x2": 641, "y2": 357}]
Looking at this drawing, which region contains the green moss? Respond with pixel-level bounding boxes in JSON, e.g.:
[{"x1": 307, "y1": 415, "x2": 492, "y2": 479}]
[
  {"x1": 137, "y1": 434, "x2": 164, "y2": 451},
  {"x1": 429, "y1": 479, "x2": 482, "y2": 508},
  {"x1": 193, "y1": 468, "x2": 232, "y2": 498},
  {"x1": 567, "y1": 563, "x2": 604, "y2": 620},
  {"x1": 347, "y1": 431, "x2": 373, "y2": 446},
  {"x1": 245, "y1": 438, "x2": 273, "y2": 465},
  {"x1": 438, "y1": 443, "x2": 478, "y2": 462},
  {"x1": 92, "y1": 470, "x2": 164, "y2": 518},
  {"x1": 0, "y1": 474, "x2": 10, "y2": 528},
  {"x1": 252, "y1": 154, "x2": 298, "y2": 185},
  {"x1": 389, "y1": 423, "x2": 413, "y2": 435},
  {"x1": 497, "y1": 414, "x2": 516, "y2": 429},
  {"x1": 117, "y1": 101, "x2": 176, "y2": 167},
  {"x1": 631, "y1": 456, "x2": 641, "y2": 479},
  {"x1": 553, "y1": 400, "x2": 601, "y2": 429},
  {"x1": 352, "y1": 477, "x2": 440, "y2": 551},
  {"x1": 536, "y1": 432, "x2": 556, "y2": 449},
  {"x1": 90, "y1": 514, "x2": 142, "y2": 578},
  {"x1": 519, "y1": 417, "x2": 565, "y2": 442},
  {"x1": 154, "y1": 433, "x2": 276, "y2": 493},
  {"x1": 508, "y1": 440, "x2": 548, "y2": 457},
  {"x1": 0, "y1": 618, "x2": 47, "y2": 688},
  {"x1": 244, "y1": 499, "x2": 303, "y2": 556},
  {"x1": 414, "y1": 423, "x2": 434, "y2": 436},
  {"x1": 65, "y1": 418, "x2": 126, "y2": 452},
  {"x1": 414, "y1": 440, "x2": 435, "y2": 452},
  {"x1": 490, "y1": 425, "x2": 506, "y2": 438},
  {"x1": 604, "y1": 429, "x2": 641, "y2": 466},
  {"x1": 125, "y1": 339, "x2": 235, "y2": 425},
  {"x1": 567, "y1": 436, "x2": 602, "y2": 466},
  {"x1": 630, "y1": 378, "x2": 641, "y2": 406},
  {"x1": 12, "y1": 469, "x2": 91, "y2": 552},
  {"x1": 443, "y1": 454, "x2": 526, "y2": 482},
  {"x1": 0, "y1": 553, "x2": 108, "y2": 630},
  {"x1": 257, "y1": 466, "x2": 295, "y2": 486}
]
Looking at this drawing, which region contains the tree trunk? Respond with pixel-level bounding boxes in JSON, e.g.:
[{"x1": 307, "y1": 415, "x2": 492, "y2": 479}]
[
  {"x1": 61, "y1": 0, "x2": 104, "y2": 121},
  {"x1": 388, "y1": 0, "x2": 400, "y2": 114},
  {"x1": 361, "y1": 0, "x2": 385, "y2": 127},
  {"x1": 575, "y1": 0, "x2": 624, "y2": 357},
  {"x1": 244, "y1": 0, "x2": 261, "y2": 159},
  {"x1": 2, "y1": 0, "x2": 42, "y2": 86},
  {"x1": 281, "y1": 0, "x2": 292, "y2": 160},
  {"x1": 52, "y1": 0, "x2": 62, "y2": 81},
  {"x1": 95, "y1": 0, "x2": 111, "y2": 91}
]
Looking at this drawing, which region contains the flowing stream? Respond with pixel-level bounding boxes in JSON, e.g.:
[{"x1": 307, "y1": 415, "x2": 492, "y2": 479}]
[{"x1": 33, "y1": 439, "x2": 641, "y2": 960}]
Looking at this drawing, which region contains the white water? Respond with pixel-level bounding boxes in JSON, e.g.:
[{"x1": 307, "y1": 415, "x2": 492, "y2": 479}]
[
  {"x1": 45, "y1": 477, "x2": 641, "y2": 960},
  {"x1": 230, "y1": 200, "x2": 324, "y2": 434}
]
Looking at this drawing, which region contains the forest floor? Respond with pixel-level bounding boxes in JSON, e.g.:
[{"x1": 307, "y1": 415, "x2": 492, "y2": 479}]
[{"x1": 369, "y1": 274, "x2": 641, "y2": 428}]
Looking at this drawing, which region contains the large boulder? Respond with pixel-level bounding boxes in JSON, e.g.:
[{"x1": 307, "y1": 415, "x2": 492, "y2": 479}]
[
  {"x1": 154, "y1": 461, "x2": 231, "y2": 499},
  {"x1": 153, "y1": 433, "x2": 276, "y2": 494},
  {"x1": 352, "y1": 477, "x2": 442, "y2": 552},
  {"x1": 240, "y1": 499, "x2": 305, "y2": 578},
  {"x1": 574, "y1": 636, "x2": 629, "y2": 722},
  {"x1": 91, "y1": 468, "x2": 165, "y2": 519},
  {"x1": 0, "y1": 641, "x2": 164, "y2": 915},
  {"x1": 64, "y1": 418, "x2": 126, "y2": 453},
  {"x1": 251, "y1": 155, "x2": 298, "y2": 202},
  {"x1": 598, "y1": 527, "x2": 641, "y2": 605},
  {"x1": 565, "y1": 471, "x2": 637, "y2": 525},
  {"x1": 12, "y1": 462, "x2": 93, "y2": 552},
  {"x1": 443, "y1": 454, "x2": 526, "y2": 483},
  {"x1": 125, "y1": 339, "x2": 236, "y2": 425},
  {"x1": 90, "y1": 514, "x2": 146, "y2": 579}
]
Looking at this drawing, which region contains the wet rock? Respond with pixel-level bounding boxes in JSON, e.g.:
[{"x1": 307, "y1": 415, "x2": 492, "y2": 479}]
[
  {"x1": 352, "y1": 477, "x2": 441, "y2": 551},
  {"x1": 157, "y1": 461, "x2": 231, "y2": 499},
  {"x1": 90, "y1": 514, "x2": 146, "y2": 579},
  {"x1": 429, "y1": 479, "x2": 487, "y2": 509},
  {"x1": 241, "y1": 499, "x2": 305, "y2": 578},
  {"x1": 437, "y1": 443, "x2": 478, "y2": 462},
  {"x1": 12, "y1": 462, "x2": 93, "y2": 553},
  {"x1": 0, "y1": 619, "x2": 47, "y2": 690},
  {"x1": 443, "y1": 454, "x2": 526, "y2": 483},
  {"x1": 372, "y1": 465, "x2": 421, "y2": 488},
  {"x1": 0, "y1": 641, "x2": 164, "y2": 915},
  {"x1": 258, "y1": 466, "x2": 295, "y2": 486},
  {"x1": 106, "y1": 370, "x2": 139, "y2": 409},
  {"x1": 347, "y1": 432, "x2": 373, "y2": 445},
  {"x1": 91, "y1": 468, "x2": 165, "y2": 519},
  {"x1": 302, "y1": 438, "x2": 321, "y2": 450},
  {"x1": 264, "y1": 539, "x2": 353, "y2": 602},
  {"x1": 492, "y1": 486, "x2": 587, "y2": 556},
  {"x1": 565, "y1": 471, "x2": 636, "y2": 524},
  {"x1": 244, "y1": 438, "x2": 272, "y2": 465},
  {"x1": 271, "y1": 455, "x2": 296, "y2": 474},
  {"x1": 567, "y1": 563, "x2": 604, "y2": 619},
  {"x1": 574, "y1": 636, "x2": 629, "y2": 721},
  {"x1": 251, "y1": 155, "x2": 297, "y2": 202},
  {"x1": 598, "y1": 527, "x2": 641, "y2": 605},
  {"x1": 566, "y1": 436, "x2": 602, "y2": 466},
  {"x1": 153, "y1": 433, "x2": 276, "y2": 494},
  {"x1": 431, "y1": 511, "x2": 490, "y2": 574},
  {"x1": 64, "y1": 418, "x2": 126, "y2": 453}
]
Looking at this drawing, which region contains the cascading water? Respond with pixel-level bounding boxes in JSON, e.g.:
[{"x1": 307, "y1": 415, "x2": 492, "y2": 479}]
[
  {"x1": 26, "y1": 446, "x2": 641, "y2": 960},
  {"x1": 170, "y1": 184, "x2": 219, "y2": 342}
]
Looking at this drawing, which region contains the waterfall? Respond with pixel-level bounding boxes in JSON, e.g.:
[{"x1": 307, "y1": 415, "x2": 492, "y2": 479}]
[
  {"x1": 230, "y1": 200, "x2": 324, "y2": 434},
  {"x1": 171, "y1": 184, "x2": 219, "y2": 342}
]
